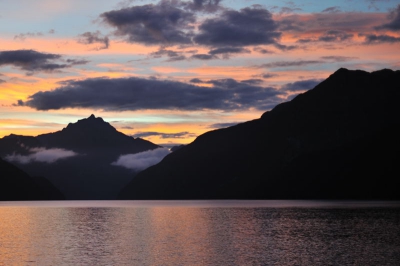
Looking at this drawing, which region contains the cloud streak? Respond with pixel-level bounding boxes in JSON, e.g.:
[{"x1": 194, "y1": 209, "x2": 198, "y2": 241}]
[
  {"x1": 133, "y1": 131, "x2": 196, "y2": 139},
  {"x1": 112, "y1": 147, "x2": 170, "y2": 171},
  {"x1": 5, "y1": 147, "x2": 78, "y2": 164}
]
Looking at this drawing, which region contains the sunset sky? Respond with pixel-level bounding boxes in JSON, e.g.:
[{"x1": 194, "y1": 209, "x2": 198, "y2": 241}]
[{"x1": 0, "y1": 0, "x2": 399, "y2": 146}]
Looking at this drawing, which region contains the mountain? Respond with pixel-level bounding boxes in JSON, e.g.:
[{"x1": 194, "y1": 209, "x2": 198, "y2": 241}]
[
  {"x1": 119, "y1": 68, "x2": 400, "y2": 200},
  {"x1": 0, "y1": 115, "x2": 159, "y2": 199},
  {"x1": 0, "y1": 158, "x2": 64, "y2": 200}
]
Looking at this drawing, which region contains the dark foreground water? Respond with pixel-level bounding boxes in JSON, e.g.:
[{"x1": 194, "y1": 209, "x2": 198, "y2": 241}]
[{"x1": 0, "y1": 201, "x2": 399, "y2": 266}]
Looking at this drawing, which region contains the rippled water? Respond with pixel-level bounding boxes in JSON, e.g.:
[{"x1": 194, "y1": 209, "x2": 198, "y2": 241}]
[{"x1": 0, "y1": 201, "x2": 399, "y2": 266}]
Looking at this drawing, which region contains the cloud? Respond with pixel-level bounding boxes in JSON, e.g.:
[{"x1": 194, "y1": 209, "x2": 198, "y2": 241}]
[
  {"x1": 77, "y1": 31, "x2": 110, "y2": 50},
  {"x1": 278, "y1": 13, "x2": 386, "y2": 33},
  {"x1": 318, "y1": 30, "x2": 353, "y2": 42},
  {"x1": 0, "y1": 50, "x2": 88, "y2": 75},
  {"x1": 5, "y1": 147, "x2": 78, "y2": 164},
  {"x1": 133, "y1": 131, "x2": 196, "y2": 139},
  {"x1": 150, "y1": 48, "x2": 186, "y2": 61},
  {"x1": 321, "y1": 56, "x2": 358, "y2": 62},
  {"x1": 181, "y1": 0, "x2": 223, "y2": 13},
  {"x1": 0, "y1": 79, "x2": 5, "y2": 84},
  {"x1": 191, "y1": 54, "x2": 217, "y2": 60},
  {"x1": 101, "y1": 2, "x2": 196, "y2": 45},
  {"x1": 194, "y1": 6, "x2": 281, "y2": 47},
  {"x1": 14, "y1": 32, "x2": 43, "y2": 41},
  {"x1": 279, "y1": 6, "x2": 302, "y2": 14},
  {"x1": 379, "y1": 4, "x2": 400, "y2": 31},
  {"x1": 21, "y1": 76, "x2": 283, "y2": 111},
  {"x1": 281, "y1": 79, "x2": 323, "y2": 92},
  {"x1": 240, "y1": 79, "x2": 263, "y2": 85},
  {"x1": 296, "y1": 30, "x2": 353, "y2": 43},
  {"x1": 111, "y1": 147, "x2": 170, "y2": 171},
  {"x1": 253, "y1": 47, "x2": 274, "y2": 54},
  {"x1": 260, "y1": 73, "x2": 278, "y2": 79},
  {"x1": 257, "y1": 60, "x2": 323, "y2": 69},
  {"x1": 189, "y1": 78, "x2": 203, "y2": 83},
  {"x1": 321, "y1": 6, "x2": 341, "y2": 13},
  {"x1": 66, "y1": 59, "x2": 90, "y2": 65},
  {"x1": 208, "y1": 122, "x2": 239, "y2": 128},
  {"x1": 208, "y1": 47, "x2": 250, "y2": 58},
  {"x1": 362, "y1": 34, "x2": 400, "y2": 44}
]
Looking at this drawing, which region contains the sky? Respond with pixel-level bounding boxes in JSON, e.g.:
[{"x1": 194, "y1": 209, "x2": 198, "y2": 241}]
[{"x1": 0, "y1": 0, "x2": 399, "y2": 146}]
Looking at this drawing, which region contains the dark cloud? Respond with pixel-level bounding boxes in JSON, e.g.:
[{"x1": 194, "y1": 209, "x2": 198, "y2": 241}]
[
  {"x1": 318, "y1": 30, "x2": 353, "y2": 42},
  {"x1": 0, "y1": 50, "x2": 65, "y2": 74},
  {"x1": 49, "y1": 29, "x2": 55, "y2": 34},
  {"x1": 321, "y1": 6, "x2": 341, "y2": 13},
  {"x1": 281, "y1": 79, "x2": 322, "y2": 92},
  {"x1": 208, "y1": 47, "x2": 250, "y2": 55},
  {"x1": 77, "y1": 31, "x2": 110, "y2": 50},
  {"x1": 14, "y1": 32, "x2": 43, "y2": 41},
  {"x1": 273, "y1": 43, "x2": 297, "y2": 50},
  {"x1": 278, "y1": 13, "x2": 385, "y2": 33},
  {"x1": 189, "y1": 78, "x2": 203, "y2": 83},
  {"x1": 181, "y1": 0, "x2": 223, "y2": 13},
  {"x1": 133, "y1": 131, "x2": 196, "y2": 139},
  {"x1": 0, "y1": 50, "x2": 88, "y2": 75},
  {"x1": 298, "y1": 30, "x2": 353, "y2": 43},
  {"x1": 21, "y1": 76, "x2": 283, "y2": 111},
  {"x1": 194, "y1": 7, "x2": 281, "y2": 47},
  {"x1": 66, "y1": 59, "x2": 90, "y2": 65},
  {"x1": 377, "y1": 4, "x2": 400, "y2": 31},
  {"x1": 208, "y1": 122, "x2": 239, "y2": 128},
  {"x1": 279, "y1": 6, "x2": 302, "y2": 14},
  {"x1": 150, "y1": 48, "x2": 186, "y2": 61},
  {"x1": 296, "y1": 38, "x2": 313, "y2": 43},
  {"x1": 260, "y1": 73, "x2": 278, "y2": 79},
  {"x1": 191, "y1": 54, "x2": 217, "y2": 60},
  {"x1": 0, "y1": 79, "x2": 5, "y2": 84},
  {"x1": 240, "y1": 79, "x2": 263, "y2": 85},
  {"x1": 14, "y1": 100, "x2": 24, "y2": 106},
  {"x1": 253, "y1": 47, "x2": 274, "y2": 54},
  {"x1": 101, "y1": 2, "x2": 196, "y2": 45},
  {"x1": 296, "y1": 30, "x2": 353, "y2": 43},
  {"x1": 321, "y1": 56, "x2": 358, "y2": 62},
  {"x1": 362, "y1": 34, "x2": 400, "y2": 44},
  {"x1": 257, "y1": 60, "x2": 323, "y2": 69}
]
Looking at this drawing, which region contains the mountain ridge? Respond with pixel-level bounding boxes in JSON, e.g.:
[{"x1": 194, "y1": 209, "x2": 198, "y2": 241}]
[
  {"x1": 0, "y1": 158, "x2": 64, "y2": 200},
  {"x1": 119, "y1": 68, "x2": 400, "y2": 200},
  {"x1": 0, "y1": 114, "x2": 159, "y2": 199}
]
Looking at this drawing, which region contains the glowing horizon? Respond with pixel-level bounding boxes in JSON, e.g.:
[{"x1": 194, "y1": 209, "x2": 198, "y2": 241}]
[{"x1": 1, "y1": 0, "x2": 399, "y2": 145}]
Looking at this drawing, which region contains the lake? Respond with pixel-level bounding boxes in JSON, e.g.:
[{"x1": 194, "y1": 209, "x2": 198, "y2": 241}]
[{"x1": 0, "y1": 200, "x2": 399, "y2": 265}]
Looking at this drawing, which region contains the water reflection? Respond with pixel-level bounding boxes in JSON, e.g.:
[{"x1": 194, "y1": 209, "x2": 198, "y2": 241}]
[{"x1": 0, "y1": 202, "x2": 399, "y2": 265}]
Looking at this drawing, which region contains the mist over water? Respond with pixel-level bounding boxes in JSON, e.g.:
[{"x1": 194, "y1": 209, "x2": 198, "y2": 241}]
[{"x1": 0, "y1": 201, "x2": 399, "y2": 266}]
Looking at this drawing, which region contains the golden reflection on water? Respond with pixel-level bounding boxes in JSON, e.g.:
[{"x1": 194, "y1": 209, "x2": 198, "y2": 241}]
[{"x1": 0, "y1": 202, "x2": 399, "y2": 265}]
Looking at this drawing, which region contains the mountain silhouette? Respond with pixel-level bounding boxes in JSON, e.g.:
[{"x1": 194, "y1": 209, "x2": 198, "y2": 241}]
[
  {"x1": 119, "y1": 68, "x2": 400, "y2": 200},
  {"x1": 0, "y1": 115, "x2": 159, "y2": 199},
  {"x1": 37, "y1": 114, "x2": 154, "y2": 154},
  {"x1": 0, "y1": 158, "x2": 64, "y2": 200}
]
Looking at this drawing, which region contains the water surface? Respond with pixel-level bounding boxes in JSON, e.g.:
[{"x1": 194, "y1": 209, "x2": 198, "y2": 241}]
[{"x1": 0, "y1": 201, "x2": 399, "y2": 265}]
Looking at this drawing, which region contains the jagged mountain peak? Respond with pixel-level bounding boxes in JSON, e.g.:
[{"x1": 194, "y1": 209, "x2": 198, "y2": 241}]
[{"x1": 63, "y1": 114, "x2": 114, "y2": 133}]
